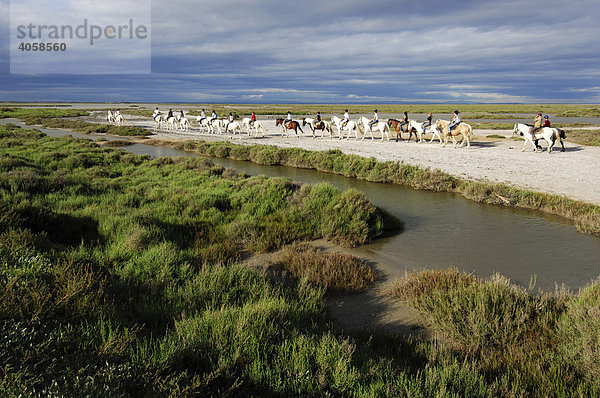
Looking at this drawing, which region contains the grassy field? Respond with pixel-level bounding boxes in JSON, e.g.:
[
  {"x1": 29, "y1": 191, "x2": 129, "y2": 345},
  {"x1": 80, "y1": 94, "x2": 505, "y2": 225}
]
[
  {"x1": 0, "y1": 108, "x2": 149, "y2": 137},
  {"x1": 387, "y1": 269, "x2": 600, "y2": 397},
  {"x1": 89, "y1": 103, "x2": 600, "y2": 118},
  {"x1": 2, "y1": 124, "x2": 599, "y2": 396},
  {"x1": 2, "y1": 114, "x2": 600, "y2": 395}
]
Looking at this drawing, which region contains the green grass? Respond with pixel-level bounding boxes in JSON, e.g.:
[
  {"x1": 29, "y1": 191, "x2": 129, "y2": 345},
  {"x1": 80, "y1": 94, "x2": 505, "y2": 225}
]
[
  {"x1": 0, "y1": 107, "x2": 89, "y2": 119},
  {"x1": 2, "y1": 123, "x2": 600, "y2": 396},
  {"x1": 110, "y1": 103, "x2": 600, "y2": 118},
  {"x1": 20, "y1": 116, "x2": 150, "y2": 137},
  {"x1": 564, "y1": 129, "x2": 600, "y2": 146},
  {"x1": 271, "y1": 242, "x2": 381, "y2": 294},
  {"x1": 387, "y1": 269, "x2": 600, "y2": 396}
]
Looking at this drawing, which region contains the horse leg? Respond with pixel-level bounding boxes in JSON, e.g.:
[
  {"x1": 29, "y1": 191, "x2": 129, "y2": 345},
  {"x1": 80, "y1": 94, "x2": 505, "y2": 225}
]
[
  {"x1": 547, "y1": 138, "x2": 555, "y2": 153},
  {"x1": 560, "y1": 139, "x2": 565, "y2": 152}
]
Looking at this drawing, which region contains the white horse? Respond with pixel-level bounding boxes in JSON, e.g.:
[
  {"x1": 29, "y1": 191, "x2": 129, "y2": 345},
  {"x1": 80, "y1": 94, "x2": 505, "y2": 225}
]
[
  {"x1": 196, "y1": 117, "x2": 211, "y2": 133},
  {"x1": 512, "y1": 123, "x2": 566, "y2": 153},
  {"x1": 242, "y1": 118, "x2": 265, "y2": 137},
  {"x1": 225, "y1": 121, "x2": 243, "y2": 137},
  {"x1": 115, "y1": 114, "x2": 127, "y2": 126},
  {"x1": 302, "y1": 118, "x2": 334, "y2": 139},
  {"x1": 210, "y1": 118, "x2": 225, "y2": 134},
  {"x1": 107, "y1": 110, "x2": 116, "y2": 124},
  {"x1": 250, "y1": 120, "x2": 265, "y2": 137},
  {"x1": 179, "y1": 117, "x2": 191, "y2": 131},
  {"x1": 358, "y1": 117, "x2": 390, "y2": 141},
  {"x1": 409, "y1": 120, "x2": 443, "y2": 143},
  {"x1": 331, "y1": 117, "x2": 363, "y2": 140},
  {"x1": 153, "y1": 113, "x2": 166, "y2": 129},
  {"x1": 166, "y1": 116, "x2": 179, "y2": 131}
]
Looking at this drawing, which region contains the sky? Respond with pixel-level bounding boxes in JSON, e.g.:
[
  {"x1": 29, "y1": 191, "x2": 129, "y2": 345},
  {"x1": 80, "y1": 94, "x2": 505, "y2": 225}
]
[{"x1": 1, "y1": 0, "x2": 599, "y2": 103}]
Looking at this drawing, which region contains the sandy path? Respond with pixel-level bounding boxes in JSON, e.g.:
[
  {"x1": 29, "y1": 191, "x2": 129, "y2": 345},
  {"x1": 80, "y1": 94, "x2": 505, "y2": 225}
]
[{"x1": 101, "y1": 113, "x2": 600, "y2": 206}]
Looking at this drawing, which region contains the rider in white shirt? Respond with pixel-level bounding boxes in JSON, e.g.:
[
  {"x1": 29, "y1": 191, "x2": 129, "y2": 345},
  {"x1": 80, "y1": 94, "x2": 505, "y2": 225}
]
[
  {"x1": 447, "y1": 110, "x2": 461, "y2": 134},
  {"x1": 152, "y1": 108, "x2": 160, "y2": 117},
  {"x1": 342, "y1": 109, "x2": 350, "y2": 127},
  {"x1": 226, "y1": 112, "x2": 234, "y2": 132}
]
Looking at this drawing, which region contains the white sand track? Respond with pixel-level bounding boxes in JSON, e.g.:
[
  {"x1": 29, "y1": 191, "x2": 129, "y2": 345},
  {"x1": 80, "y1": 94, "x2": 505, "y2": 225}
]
[{"x1": 89, "y1": 113, "x2": 600, "y2": 206}]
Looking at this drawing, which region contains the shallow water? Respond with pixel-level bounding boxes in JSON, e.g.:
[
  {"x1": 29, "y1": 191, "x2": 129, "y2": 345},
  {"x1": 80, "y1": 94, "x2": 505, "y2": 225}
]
[{"x1": 4, "y1": 119, "x2": 600, "y2": 291}]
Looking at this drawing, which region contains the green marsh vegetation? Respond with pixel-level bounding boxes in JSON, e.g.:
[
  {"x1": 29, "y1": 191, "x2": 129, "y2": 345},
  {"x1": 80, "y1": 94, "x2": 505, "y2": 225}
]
[
  {"x1": 0, "y1": 107, "x2": 149, "y2": 137},
  {"x1": 116, "y1": 103, "x2": 600, "y2": 118},
  {"x1": 1, "y1": 117, "x2": 600, "y2": 395},
  {"x1": 0, "y1": 123, "x2": 405, "y2": 396},
  {"x1": 387, "y1": 269, "x2": 600, "y2": 396}
]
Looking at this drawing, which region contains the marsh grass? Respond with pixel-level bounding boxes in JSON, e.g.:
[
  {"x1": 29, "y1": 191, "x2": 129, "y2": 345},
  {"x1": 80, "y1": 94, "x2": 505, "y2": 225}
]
[
  {"x1": 110, "y1": 103, "x2": 600, "y2": 118},
  {"x1": 271, "y1": 243, "x2": 379, "y2": 294},
  {"x1": 20, "y1": 116, "x2": 150, "y2": 137},
  {"x1": 387, "y1": 269, "x2": 600, "y2": 396},
  {"x1": 2, "y1": 124, "x2": 600, "y2": 396},
  {"x1": 564, "y1": 129, "x2": 600, "y2": 146}
]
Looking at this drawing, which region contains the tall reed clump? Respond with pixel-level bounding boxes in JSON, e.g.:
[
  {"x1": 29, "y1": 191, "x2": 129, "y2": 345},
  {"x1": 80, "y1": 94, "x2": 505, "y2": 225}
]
[
  {"x1": 272, "y1": 242, "x2": 379, "y2": 294},
  {"x1": 387, "y1": 269, "x2": 600, "y2": 396}
]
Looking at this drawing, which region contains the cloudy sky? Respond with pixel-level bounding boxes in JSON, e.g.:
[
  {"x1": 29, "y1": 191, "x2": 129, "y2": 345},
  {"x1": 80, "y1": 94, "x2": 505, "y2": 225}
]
[{"x1": 1, "y1": 0, "x2": 599, "y2": 103}]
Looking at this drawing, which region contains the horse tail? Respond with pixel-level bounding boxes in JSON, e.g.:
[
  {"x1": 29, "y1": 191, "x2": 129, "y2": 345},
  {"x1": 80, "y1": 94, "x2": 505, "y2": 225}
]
[
  {"x1": 297, "y1": 123, "x2": 304, "y2": 133},
  {"x1": 356, "y1": 122, "x2": 364, "y2": 136},
  {"x1": 467, "y1": 124, "x2": 473, "y2": 138}
]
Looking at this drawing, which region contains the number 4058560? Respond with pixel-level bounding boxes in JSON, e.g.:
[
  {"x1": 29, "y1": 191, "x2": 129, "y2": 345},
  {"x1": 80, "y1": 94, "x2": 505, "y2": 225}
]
[{"x1": 19, "y1": 43, "x2": 67, "y2": 51}]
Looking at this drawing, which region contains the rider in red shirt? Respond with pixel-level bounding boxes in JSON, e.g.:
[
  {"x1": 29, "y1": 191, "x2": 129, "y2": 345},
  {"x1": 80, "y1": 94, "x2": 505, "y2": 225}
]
[{"x1": 542, "y1": 115, "x2": 551, "y2": 127}]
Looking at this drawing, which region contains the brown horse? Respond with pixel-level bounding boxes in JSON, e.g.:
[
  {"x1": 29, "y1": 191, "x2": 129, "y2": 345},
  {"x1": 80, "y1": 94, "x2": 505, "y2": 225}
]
[
  {"x1": 387, "y1": 119, "x2": 418, "y2": 142},
  {"x1": 435, "y1": 119, "x2": 473, "y2": 148},
  {"x1": 276, "y1": 118, "x2": 304, "y2": 137}
]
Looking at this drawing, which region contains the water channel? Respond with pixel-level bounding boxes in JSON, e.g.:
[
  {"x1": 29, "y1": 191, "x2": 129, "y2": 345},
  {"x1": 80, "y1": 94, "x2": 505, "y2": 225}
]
[{"x1": 4, "y1": 119, "x2": 600, "y2": 291}]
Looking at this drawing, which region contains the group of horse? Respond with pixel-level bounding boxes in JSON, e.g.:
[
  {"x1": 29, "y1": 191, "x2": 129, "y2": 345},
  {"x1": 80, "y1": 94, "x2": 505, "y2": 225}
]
[
  {"x1": 283, "y1": 116, "x2": 566, "y2": 153},
  {"x1": 107, "y1": 109, "x2": 566, "y2": 153},
  {"x1": 150, "y1": 111, "x2": 266, "y2": 137},
  {"x1": 106, "y1": 110, "x2": 127, "y2": 126},
  {"x1": 277, "y1": 116, "x2": 472, "y2": 148}
]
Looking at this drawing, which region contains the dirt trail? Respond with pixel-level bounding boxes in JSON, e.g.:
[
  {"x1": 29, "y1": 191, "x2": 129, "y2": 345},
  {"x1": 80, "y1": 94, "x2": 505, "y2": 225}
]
[{"x1": 88, "y1": 112, "x2": 600, "y2": 206}]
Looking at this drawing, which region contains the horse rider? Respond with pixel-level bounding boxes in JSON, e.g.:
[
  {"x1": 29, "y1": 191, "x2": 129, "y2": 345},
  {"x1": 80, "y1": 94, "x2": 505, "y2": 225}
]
[
  {"x1": 447, "y1": 110, "x2": 461, "y2": 135},
  {"x1": 199, "y1": 109, "x2": 207, "y2": 124},
  {"x1": 422, "y1": 112, "x2": 433, "y2": 134},
  {"x1": 251, "y1": 111, "x2": 256, "y2": 126},
  {"x1": 286, "y1": 111, "x2": 293, "y2": 128},
  {"x1": 315, "y1": 111, "x2": 321, "y2": 123},
  {"x1": 226, "y1": 112, "x2": 234, "y2": 132},
  {"x1": 115, "y1": 109, "x2": 121, "y2": 117},
  {"x1": 179, "y1": 110, "x2": 185, "y2": 120},
  {"x1": 152, "y1": 107, "x2": 160, "y2": 118},
  {"x1": 167, "y1": 109, "x2": 173, "y2": 120},
  {"x1": 399, "y1": 111, "x2": 409, "y2": 131},
  {"x1": 542, "y1": 115, "x2": 551, "y2": 127},
  {"x1": 210, "y1": 110, "x2": 217, "y2": 123},
  {"x1": 369, "y1": 109, "x2": 379, "y2": 131},
  {"x1": 529, "y1": 112, "x2": 543, "y2": 140},
  {"x1": 342, "y1": 109, "x2": 350, "y2": 128}
]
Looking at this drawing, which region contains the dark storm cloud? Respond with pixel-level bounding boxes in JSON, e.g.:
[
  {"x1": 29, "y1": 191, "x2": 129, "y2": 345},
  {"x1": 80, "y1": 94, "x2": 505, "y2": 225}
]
[{"x1": 1, "y1": 0, "x2": 599, "y2": 102}]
